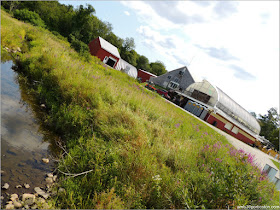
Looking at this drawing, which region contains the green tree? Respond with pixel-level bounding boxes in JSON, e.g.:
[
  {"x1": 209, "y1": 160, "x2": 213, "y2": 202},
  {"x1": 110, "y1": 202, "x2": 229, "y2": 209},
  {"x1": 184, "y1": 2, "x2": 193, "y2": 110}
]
[
  {"x1": 18, "y1": 1, "x2": 75, "y2": 37},
  {"x1": 121, "y1": 49, "x2": 138, "y2": 67},
  {"x1": 105, "y1": 32, "x2": 123, "y2": 51},
  {"x1": 1, "y1": 1, "x2": 20, "y2": 13},
  {"x1": 122, "y1": 37, "x2": 135, "y2": 51},
  {"x1": 13, "y1": 9, "x2": 46, "y2": 28},
  {"x1": 258, "y1": 108, "x2": 280, "y2": 150},
  {"x1": 120, "y1": 38, "x2": 138, "y2": 66},
  {"x1": 71, "y1": 4, "x2": 97, "y2": 43},
  {"x1": 136, "y1": 55, "x2": 151, "y2": 71},
  {"x1": 150, "y1": 61, "x2": 167, "y2": 76},
  {"x1": 250, "y1": 112, "x2": 257, "y2": 118}
]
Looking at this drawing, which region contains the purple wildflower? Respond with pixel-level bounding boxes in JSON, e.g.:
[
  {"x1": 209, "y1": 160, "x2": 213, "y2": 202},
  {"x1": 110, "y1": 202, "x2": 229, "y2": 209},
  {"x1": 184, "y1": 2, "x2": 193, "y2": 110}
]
[
  {"x1": 175, "y1": 123, "x2": 180, "y2": 128},
  {"x1": 215, "y1": 158, "x2": 222, "y2": 162},
  {"x1": 238, "y1": 149, "x2": 245, "y2": 154},
  {"x1": 87, "y1": 107, "x2": 90, "y2": 110},
  {"x1": 204, "y1": 145, "x2": 210, "y2": 150},
  {"x1": 204, "y1": 132, "x2": 208, "y2": 135},
  {"x1": 229, "y1": 148, "x2": 237, "y2": 156},
  {"x1": 247, "y1": 153, "x2": 255, "y2": 165},
  {"x1": 259, "y1": 176, "x2": 265, "y2": 181},
  {"x1": 213, "y1": 142, "x2": 221, "y2": 149}
]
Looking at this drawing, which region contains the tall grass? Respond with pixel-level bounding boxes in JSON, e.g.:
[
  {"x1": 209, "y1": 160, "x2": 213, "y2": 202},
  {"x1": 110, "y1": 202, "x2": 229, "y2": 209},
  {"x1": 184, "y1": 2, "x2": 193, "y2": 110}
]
[{"x1": 1, "y1": 9, "x2": 279, "y2": 209}]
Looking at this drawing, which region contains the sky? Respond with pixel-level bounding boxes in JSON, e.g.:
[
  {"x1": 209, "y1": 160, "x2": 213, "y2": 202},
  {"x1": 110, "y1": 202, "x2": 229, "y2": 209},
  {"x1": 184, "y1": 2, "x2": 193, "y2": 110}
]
[{"x1": 60, "y1": 0, "x2": 279, "y2": 116}]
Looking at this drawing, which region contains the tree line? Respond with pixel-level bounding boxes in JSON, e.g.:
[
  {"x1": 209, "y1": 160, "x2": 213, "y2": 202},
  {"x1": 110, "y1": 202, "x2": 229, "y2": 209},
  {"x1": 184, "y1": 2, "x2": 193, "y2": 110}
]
[
  {"x1": 251, "y1": 107, "x2": 280, "y2": 151},
  {"x1": 2, "y1": 1, "x2": 167, "y2": 76}
]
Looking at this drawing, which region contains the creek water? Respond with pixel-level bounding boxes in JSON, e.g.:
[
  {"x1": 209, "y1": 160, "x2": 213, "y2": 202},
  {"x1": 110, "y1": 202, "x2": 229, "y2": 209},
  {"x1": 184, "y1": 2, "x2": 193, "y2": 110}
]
[{"x1": 1, "y1": 59, "x2": 60, "y2": 199}]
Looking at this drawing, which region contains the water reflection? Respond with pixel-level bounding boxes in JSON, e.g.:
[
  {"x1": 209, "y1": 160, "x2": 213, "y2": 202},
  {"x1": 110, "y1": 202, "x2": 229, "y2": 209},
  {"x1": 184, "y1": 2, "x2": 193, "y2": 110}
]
[{"x1": 1, "y1": 59, "x2": 61, "y2": 196}]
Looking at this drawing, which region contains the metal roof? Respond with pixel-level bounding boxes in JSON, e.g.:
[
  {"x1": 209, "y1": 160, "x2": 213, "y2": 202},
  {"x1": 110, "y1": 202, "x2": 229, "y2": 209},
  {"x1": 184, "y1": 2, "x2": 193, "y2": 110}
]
[
  {"x1": 184, "y1": 80, "x2": 261, "y2": 135},
  {"x1": 215, "y1": 87, "x2": 261, "y2": 134},
  {"x1": 115, "y1": 58, "x2": 137, "y2": 79},
  {"x1": 98, "y1": 37, "x2": 120, "y2": 58},
  {"x1": 138, "y1": 69, "x2": 157, "y2": 77}
]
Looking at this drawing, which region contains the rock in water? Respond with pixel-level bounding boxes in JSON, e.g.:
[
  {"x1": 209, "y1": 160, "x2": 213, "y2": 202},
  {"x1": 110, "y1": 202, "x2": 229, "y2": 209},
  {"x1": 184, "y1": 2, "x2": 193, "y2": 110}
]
[
  {"x1": 16, "y1": 185, "x2": 22, "y2": 188},
  {"x1": 45, "y1": 177, "x2": 53, "y2": 184},
  {"x1": 10, "y1": 194, "x2": 18, "y2": 201},
  {"x1": 2, "y1": 183, "x2": 9, "y2": 189},
  {"x1": 47, "y1": 173, "x2": 53, "y2": 178},
  {"x1": 53, "y1": 175, "x2": 58, "y2": 182},
  {"x1": 37, "y1": 197, "x2": 46, "y2": 204},
  {"x1": 24, "y1": 183, "x2": 30, "y2": 189},
  {"x1": 31, "y1": 204, "x2": 38, "y2": 209},
  {"x1": 34, "y1": 187, "x2": 50, "y2": 199},
  {"x1": 13, "y1": 201, "x2": 22, "y2": 208},
  {"x1": 22, "y1": 193, "x2": 35, "y2": 206},
  {"x1": 5, "y1": 204, "x2": 15, "y2": 210},
  {"x1": 42, "y1": 158, "x2": 49, "y2": 164}
]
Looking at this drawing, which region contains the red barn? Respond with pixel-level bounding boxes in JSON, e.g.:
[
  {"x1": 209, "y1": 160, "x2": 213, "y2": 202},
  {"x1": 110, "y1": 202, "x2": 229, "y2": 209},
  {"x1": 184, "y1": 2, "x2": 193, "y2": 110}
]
[
  {"x1": 88, "y1": 37, "x2": 120, "y2": 68},
  {"x1": 137, "y1": 69, "x2": 157, "y2": 83}
]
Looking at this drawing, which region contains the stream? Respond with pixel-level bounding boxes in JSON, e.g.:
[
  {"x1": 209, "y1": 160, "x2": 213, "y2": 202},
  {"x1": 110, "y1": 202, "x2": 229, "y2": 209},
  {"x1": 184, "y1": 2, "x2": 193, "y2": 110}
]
[{"x1": 1, "y1": 59, "x2": 60, "y2": 202}]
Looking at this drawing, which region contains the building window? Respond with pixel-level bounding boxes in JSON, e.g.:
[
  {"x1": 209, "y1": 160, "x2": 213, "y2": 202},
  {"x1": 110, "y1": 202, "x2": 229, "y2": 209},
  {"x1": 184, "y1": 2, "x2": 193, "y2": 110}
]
[
  {"x1": 225, "y1": 122, "x2": 233, "y2": 130},
  {"x1": 232, "y1": 126, "x2": 239, "y2": 134},
  {"x1": 167, "y1": 75, "x2": 171, "y2": 79},
  {"x1": 168, "y1": 81, "x2": 179, "y2": 89},
  {"x1": 174, "y1": 77, "x2": 179, "y2": 83},
  {"x1": 191, "y1": 89, "x2": 211, "y2": 104},
  {"x1": 103, "y1": 56, "x2": 117, "y2": 68}
]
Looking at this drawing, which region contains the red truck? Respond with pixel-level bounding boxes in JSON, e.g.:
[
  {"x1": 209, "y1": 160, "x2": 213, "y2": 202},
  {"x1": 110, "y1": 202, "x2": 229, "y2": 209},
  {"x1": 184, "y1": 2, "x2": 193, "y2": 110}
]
[{"x1": 156, "y1": 89, "x2": 170, "y2": 100}]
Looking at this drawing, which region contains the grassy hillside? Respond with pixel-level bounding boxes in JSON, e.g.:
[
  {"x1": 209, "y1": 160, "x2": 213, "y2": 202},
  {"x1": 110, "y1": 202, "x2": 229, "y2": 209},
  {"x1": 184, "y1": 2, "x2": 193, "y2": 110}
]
[{"x1": 1, "y1": 10, "x2": 279, "y2": 209}]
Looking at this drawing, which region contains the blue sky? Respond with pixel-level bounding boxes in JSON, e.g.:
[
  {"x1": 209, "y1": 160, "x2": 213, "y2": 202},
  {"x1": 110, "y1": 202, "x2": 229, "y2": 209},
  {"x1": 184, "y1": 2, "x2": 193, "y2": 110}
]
[{"x1": 60, "y1": 1, "x2": 279, "y2": 116}]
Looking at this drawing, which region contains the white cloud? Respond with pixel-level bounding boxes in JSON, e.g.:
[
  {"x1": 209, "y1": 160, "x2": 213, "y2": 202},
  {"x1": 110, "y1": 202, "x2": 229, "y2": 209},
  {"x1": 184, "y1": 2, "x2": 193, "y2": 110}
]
[
  {"x1": 122, "y1": 0, "x2": 279, "y2": 115},
  {"x1": 124, "y1": 11, "x2": 130, "y2": 16}
]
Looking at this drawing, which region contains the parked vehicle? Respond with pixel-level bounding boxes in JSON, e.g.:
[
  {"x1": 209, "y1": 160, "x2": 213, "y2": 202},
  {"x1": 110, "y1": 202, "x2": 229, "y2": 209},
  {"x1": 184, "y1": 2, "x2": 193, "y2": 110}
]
[
  {"x1": 145, "y1": 84, "x2": 157, "y2": 92},
  {"x1": 156, "y1": 89, "x2": 171, "y2": 99}
]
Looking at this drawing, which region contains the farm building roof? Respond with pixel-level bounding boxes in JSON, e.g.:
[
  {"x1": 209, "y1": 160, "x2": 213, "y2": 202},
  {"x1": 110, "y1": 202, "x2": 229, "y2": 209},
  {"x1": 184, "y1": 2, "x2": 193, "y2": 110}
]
[
  {"x1": 138, "y1": 69, "x2": 157, "y2": 77},
  {"x1": 98, "y1": 37, "x2": 120, "y2": 58},
  {"x1": 184, "y1": 80, "x2": 261, "y2": 135}
]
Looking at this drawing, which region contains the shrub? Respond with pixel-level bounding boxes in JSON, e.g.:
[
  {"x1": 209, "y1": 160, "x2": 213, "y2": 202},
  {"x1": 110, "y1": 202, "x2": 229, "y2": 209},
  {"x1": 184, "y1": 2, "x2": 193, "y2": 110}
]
[
  {"x1": 183, "y1": 142, "x2": 279, "y2": 209},
  {"x1": 52, "y1": 31, "x2": 68, "y2": 42},
  {"x1": 13, "y1": 9, "x2": 46, "y2": 28},
  {"x1": 68, "y1": 34, "x2": 90, "y2": 61}
]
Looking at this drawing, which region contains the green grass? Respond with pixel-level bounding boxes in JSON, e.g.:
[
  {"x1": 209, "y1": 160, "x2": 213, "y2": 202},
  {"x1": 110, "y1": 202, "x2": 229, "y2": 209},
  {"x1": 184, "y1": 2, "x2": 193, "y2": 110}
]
[
  {"x1": 271, "y1": 159, "x2": 280, "y2": 170},
  {"x1": 1, "y1": 9, "x2": 279, "y2": 209}
]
